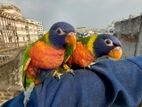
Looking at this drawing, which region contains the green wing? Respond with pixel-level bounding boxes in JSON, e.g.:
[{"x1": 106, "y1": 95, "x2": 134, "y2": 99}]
[
  {"x1": 86, "y1": 34, "x2": 97, "y2": 53},
  {"x1": 21, "y1": 33, "x2": 50, "y2": 89},
  {"x1": 21, "y1": 43, "x2": 34, "y2": 88},
  {"x1": 64, "y1": 44, "x2": 74, "y2": 63},
  {"x1": 22, "y1": 43, "x2": 33, "y2": 70}
]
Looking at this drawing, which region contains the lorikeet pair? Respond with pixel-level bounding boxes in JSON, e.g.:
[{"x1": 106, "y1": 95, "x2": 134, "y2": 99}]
[
  {"x1": 21, "y1": 22, "x2": 123, "y2": 107},
  {"x1": 22, "y1": 24, "x2": 122, "y2": 91}
]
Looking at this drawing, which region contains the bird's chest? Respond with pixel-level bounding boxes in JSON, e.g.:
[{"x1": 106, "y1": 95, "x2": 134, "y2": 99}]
[
  {"x1": 29, "y1": 41, "x2": 65, "y2": 69},
  {"x1": 71, "y1": 42, "x2": 95, "y2": 67}
]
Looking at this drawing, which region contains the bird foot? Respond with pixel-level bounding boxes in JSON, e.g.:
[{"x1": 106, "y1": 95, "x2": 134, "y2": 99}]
[
  {"x1": 67, "y1": 68, "x2": 75, "y2": 76},
  {"x1": 63, "y1": 64, "x2": 75, "y2": 76},
  {"x1": 88, "y1": 62, "x2": 95, "y2": 68},
  {"x1": 88, "y1": 65, "x2": 91, "y2": 68},
  {"x1": 53, "y1": 70, "x2": 63, "y2": 80}
]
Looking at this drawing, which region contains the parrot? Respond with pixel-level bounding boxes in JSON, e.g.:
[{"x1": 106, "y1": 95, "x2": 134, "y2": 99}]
[
  {"x1": 67, "y1": 33, "x2": 122, "y2": 68},
  {"x1": 21, "y1": 22, "x2": 76, "y2": 107},
  {"x1": 93, "y1": 34, "x2": 122, "y2": 60}
]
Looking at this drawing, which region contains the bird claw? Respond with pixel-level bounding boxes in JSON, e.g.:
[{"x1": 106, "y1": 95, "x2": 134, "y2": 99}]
[
  {"x1": 88, "y1": 62, "x2": 95, "y2": 68},
  {"x1": 88, "y1": 65, "x2": 91, "y2": 68},
  {"x1": 63, "y1": 64, "x2": 75, "y2": 75},
  {"x1": 67, "y1": 69, "x2": 75, "y2": 76},
  {"x1": 53, "y1": 70, "x2": 63, "y2": 80}
]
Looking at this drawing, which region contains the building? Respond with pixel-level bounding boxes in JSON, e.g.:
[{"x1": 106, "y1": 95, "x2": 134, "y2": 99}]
[
  {"x1": 0, "y1": 4, "x2": 43, "y2": 48},
  {"x1": 26, "y1": 19, "x2": 43, "y2": 39},
  {"x1": 106, "y1": 22, "x2": 115, "y2": 35},
  {"x1": 34, "y1": 21, "x2": 43, "y2": 35},
  {"x1": 76, "y1": 27, "x2": 96, "y2": 37},
  {"x1": 114, "y1": 15, "x2": 142, "y2": 57}
]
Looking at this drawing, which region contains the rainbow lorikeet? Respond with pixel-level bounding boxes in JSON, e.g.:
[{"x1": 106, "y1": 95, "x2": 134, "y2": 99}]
[
  {"x1": 21, "y1": 22, "x2": 76, "y2": 106},
  {"x1": 68, "y1": 34, "x2": 122, "y2": 68},
  {"x1": 93, "y1": 34, "x2": 122, "y2": 60}
]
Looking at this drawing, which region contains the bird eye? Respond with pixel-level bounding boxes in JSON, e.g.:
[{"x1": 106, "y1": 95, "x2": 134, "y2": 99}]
[
  {"x1": 56, "y1": 28, "x2": 65, "y2": 35},
  {"x1": 104, "y1": 39, "x2": 113, "y2": 46}
]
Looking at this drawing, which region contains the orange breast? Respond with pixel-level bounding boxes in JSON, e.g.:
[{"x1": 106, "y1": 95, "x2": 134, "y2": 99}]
[
  {"x1": 29, "y1": 41, "x2": 65, "y2": 69},
  {"x1": 70, "y1": 42, "x2": 95, "y2": 67}
]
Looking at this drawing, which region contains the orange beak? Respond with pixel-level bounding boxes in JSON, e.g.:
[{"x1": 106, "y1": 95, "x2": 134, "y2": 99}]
[
  {"x1": 108, "y1": 46, "x2": 123, "y2": 60},
  {"x1": 65, "y1": 32, "x2": 76, "y2": 50}
]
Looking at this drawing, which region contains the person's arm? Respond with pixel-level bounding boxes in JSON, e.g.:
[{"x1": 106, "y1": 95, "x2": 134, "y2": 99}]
[
  {"x1": 89, "y1": 56, "x2": 142, "y2": 107},
  {"x1": 2, "y1": 56, "x2": 142, "y2": 107}
]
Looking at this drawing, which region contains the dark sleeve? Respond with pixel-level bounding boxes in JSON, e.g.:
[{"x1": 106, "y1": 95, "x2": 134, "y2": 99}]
[{"x1": 1, "y1": 56, "x2": 142, "y2": 107}]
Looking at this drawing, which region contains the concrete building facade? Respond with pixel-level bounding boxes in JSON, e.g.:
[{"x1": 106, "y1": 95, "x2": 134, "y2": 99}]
[
  {"x1": 114, "y1": 15, "x2": 142, "y2": 57},
  {"x1": 0, "y1": 4, "x2": 44, "y2": 103},
  {"x1": 0, "y1": 4, "x2": 43, "y2": 48}
]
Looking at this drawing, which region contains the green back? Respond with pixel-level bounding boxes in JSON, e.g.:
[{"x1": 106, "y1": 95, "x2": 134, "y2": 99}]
[
  {"x1": 77, "y1": 36, "x2": 91, "y2": 44},
  {"x1": 77, "y1": 34, "x2": 98, "y2": 54}
]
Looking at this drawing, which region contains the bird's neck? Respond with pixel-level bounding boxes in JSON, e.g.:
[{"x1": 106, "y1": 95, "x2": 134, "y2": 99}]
[{"x1": 87, "y1": 35, "x2": 97, "y2": 55}]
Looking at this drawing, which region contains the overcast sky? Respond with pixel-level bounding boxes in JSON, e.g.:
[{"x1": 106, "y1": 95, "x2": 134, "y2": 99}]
[{"x1": 1, "y1": 0, "x2": 142, "y2": 30}]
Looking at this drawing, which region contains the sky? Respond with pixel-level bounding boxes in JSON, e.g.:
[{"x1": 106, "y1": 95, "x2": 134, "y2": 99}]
[{"x1": 1, "y1": 0, "x2": 142, "y2": 30}]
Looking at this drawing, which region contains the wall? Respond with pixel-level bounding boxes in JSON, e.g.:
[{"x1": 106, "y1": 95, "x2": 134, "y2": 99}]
[
  {"x1": 0, "y1": 85, "x2": 22, "y2": 104},
  {"x1": 0, "y1": 48, "x2": 24, "y2": 104},
  {"x1": 114, "y1": 15, "x2": 142, "y2": 57}
]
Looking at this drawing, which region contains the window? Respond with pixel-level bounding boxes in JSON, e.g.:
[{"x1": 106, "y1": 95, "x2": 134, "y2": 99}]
[
  {"x1": 23, "y1": 37, "x2": 25, "y2": 41},
  {"x1": 8, "y1": 36, "x2": 12, "y2": 42}
]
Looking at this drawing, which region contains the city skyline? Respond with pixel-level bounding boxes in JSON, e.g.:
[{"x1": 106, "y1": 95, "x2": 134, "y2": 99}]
[{"x1": 1, "y1": 0, "x2": 142, "y2": 30}]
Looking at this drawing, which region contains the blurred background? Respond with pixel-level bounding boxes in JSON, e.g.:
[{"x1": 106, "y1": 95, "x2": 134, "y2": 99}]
[{"x1": 0, "y1": 0, "x2": 142, "y2": 105}]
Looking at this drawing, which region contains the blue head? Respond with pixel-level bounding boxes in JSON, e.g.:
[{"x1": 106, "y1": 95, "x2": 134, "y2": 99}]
[
  {"x1": 49, "y1": 22, "x2": 76, "y2": 48},
  {"x1": 94, "y1": 34, "x2": 122, "y2": 60}
]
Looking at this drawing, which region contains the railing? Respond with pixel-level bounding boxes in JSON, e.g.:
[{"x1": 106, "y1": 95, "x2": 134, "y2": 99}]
[
  {"x1": 0, "y1": 46, "x2": 25, "y2": 54},
  {"x1": 0, "y1": 55, "x2": 13, "y2": 65}
]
